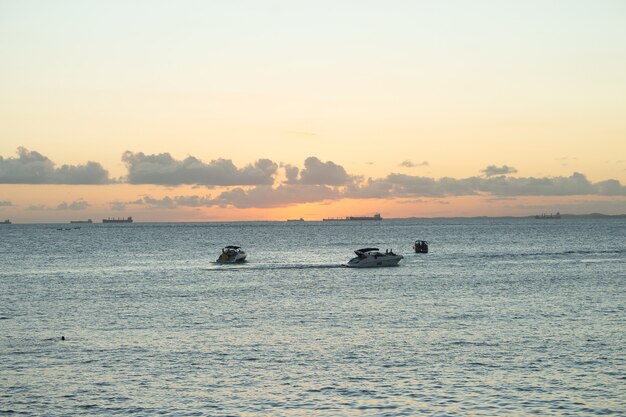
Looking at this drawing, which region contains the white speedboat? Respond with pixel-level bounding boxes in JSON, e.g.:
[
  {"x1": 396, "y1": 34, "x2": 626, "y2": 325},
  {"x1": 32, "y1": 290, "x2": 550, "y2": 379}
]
[
  {"x1": 217, "y1": 246, "x2": 247, "y2": 263},
  {"x1": 346, "y1": 247, "x2": 403, "y2": 268}
]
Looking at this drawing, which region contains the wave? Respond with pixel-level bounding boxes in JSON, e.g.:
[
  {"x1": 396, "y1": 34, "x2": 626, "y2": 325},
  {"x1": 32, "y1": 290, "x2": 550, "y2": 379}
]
[{"x1": 475, "y1": 248, "x2": 625, "y2": 260}]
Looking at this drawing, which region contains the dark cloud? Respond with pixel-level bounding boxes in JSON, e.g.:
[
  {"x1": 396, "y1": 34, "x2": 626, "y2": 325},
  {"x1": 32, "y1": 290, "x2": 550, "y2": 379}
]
[
  {"x1": 399, "y1": 160, "x2": 429, "y2": 168},
  {"x1": 283, "y1": 164, "x2": 300, "y2": 184},
  {"x1": 481, "y1": 165, "x2": 518, "y2": 177},
  {"x1": 595, "y1": 179, "x2": 626, "y2": 196},
  {"x1": 345, "y1": 177, "x2": 393, "y2": 199},
  {"x1": 0, "y1": 201, "x2": 12, "y2": 207},
  {"x1": 286, "y1": 157, "x2": 352, "y2": 185},
  {"x1": 54, "y1": 162, "x2": 111, "y2": 184},
  {"x1": 122, "y1": 151, "x2": 277, "y2": 186},
  {"x1": 56, "y1": 200, "x2": 90, "y2": 210},
  {"x1": 0, "y1": 147, "x2": 110, "y2": 184}
]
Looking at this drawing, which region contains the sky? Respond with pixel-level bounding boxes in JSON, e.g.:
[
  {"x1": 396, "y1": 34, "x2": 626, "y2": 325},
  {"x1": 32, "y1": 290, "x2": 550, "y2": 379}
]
[{"x1": 1, "y1": 0, "x2": 625, "y2": 222}]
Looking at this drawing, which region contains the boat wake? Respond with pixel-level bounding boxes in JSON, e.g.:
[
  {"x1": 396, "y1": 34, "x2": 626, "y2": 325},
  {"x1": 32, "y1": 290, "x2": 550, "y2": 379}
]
[{"x1": 202, "y1": 263, "x2": 347, "y2": 271}]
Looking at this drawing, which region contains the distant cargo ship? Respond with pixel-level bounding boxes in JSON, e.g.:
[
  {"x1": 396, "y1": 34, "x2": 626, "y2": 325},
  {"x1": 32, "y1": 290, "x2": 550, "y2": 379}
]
[
  {"x1": 102, "y1": 217, "x2": 133, "y2": 223},
  {"x1": 287, "y1": 218, "x2": 304, "y2": 222},
  {"x1": 70, "y1": 219, "x2": 93, "y2": 224},
  {"x1": 323, "y1": 213, "x2": 382, "y2": 221},
  {"x1": 535, "y1": 212, "x2": 561, "y2": 219},
  {"x1": 1, "y1": 219, "x2": 11, "y2": 224}
]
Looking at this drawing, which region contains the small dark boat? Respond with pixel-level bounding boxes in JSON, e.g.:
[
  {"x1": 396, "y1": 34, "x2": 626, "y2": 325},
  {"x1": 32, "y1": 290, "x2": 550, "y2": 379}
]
[{"x1": 414, "y1": 240, "x2": 429, "y2": 253}]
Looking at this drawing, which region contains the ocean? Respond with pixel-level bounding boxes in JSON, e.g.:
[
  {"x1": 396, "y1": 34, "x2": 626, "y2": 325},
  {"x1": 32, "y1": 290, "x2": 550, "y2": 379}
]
[{"x1": 1, "y1": 218, "x2": 624, "y2": 415}]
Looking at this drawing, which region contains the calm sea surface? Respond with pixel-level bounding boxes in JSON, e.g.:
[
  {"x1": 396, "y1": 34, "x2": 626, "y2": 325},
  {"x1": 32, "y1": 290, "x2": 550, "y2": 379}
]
[{"x1": 1, "y1": 218, "x2": 625, "y2": 416}]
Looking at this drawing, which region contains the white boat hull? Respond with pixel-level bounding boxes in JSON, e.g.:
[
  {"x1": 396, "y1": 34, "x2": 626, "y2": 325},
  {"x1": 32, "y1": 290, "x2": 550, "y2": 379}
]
[{"x1": 347, "y1": 254, "x2": 403, "y2": 268}]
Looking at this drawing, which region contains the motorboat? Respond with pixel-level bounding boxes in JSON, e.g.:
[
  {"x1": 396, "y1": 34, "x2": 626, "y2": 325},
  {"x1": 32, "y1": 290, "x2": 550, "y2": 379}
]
[
  {"x1": 414, "y1": 240, "x2": 429, "y2": 253},
  {"x1": 217, "y1": 245, "x2": 247, "y2": 263},
  {"x1": 346, "y1": 247, "x2": 403, "y2": 268}
]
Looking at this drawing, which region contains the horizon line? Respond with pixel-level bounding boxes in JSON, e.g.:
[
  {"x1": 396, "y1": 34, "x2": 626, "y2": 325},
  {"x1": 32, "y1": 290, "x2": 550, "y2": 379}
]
[{"x1": 3, "y1": 213, "x2": 626, "y2": 224}]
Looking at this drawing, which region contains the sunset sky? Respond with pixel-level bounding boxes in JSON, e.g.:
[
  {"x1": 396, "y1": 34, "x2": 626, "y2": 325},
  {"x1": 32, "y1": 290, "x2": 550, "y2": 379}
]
[{"x1": 1, "y1": 1, "x2": 625, "y2": 222}]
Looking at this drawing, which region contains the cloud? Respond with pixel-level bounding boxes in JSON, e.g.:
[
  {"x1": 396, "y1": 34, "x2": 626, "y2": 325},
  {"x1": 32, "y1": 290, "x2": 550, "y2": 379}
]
[
  {"x1": 121, "y1": 195, "x2": 215, "y2": 209},
  {"x1": 122, "y1": 151, "x2": 278, "y2": 186},
  {"x1": 282, "y1": 164, "x2": 300, "y2": 183},
  {"x1": 0, "y1": 201, "x2": 12, "y2": 207},
  {"x1": 286, "y1": 157, "x2": 352, "y2": 185},
  {"x1": 397, "y1": 199, "x2": 450, "y2": 205},
  {"x1": 346, "y1": 172, "x2": 626, "y2": 199},
  {"x1": 481, "y1": 165, "x2": 518, "y2": 177},
  {"x1": 0, "y1": 147, "x2": 111, "y2": 184},
  {"x1": 345, "y1": 177, "x2": 393, "y2": 199},
  {"x1": 110, "y1": 201, "x2": 127, "y2": 211},
  {"x1": 27, "y1": 204, "x2": 46, "y2": 211},
  {"x1": 399, "y1": 160, "x2": 429, "y2": 168},
  {"x1": 118, "y1": 184, "x2": 340, "y2": 210},
  {"x1": 56, "y1": 200, "x2": 90, "y2": 210},
  {"x1": 211, "y1": 184, "x2": 339, "y2": 208}
]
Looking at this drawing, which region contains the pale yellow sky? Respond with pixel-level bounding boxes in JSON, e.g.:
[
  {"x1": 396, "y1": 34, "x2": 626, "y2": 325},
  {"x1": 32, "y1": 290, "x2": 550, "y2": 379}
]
[{"x1": 1, "y1": 1, "x2": 625, "y2": 221}]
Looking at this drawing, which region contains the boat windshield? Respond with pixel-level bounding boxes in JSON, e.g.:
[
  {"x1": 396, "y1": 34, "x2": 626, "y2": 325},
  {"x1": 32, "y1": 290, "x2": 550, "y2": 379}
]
[{"x1": 355, "y1": 247, "x2": 379, "y2": 253}]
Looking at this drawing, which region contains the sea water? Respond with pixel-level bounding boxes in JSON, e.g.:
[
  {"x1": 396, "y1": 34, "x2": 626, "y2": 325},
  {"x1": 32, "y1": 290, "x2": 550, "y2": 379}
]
[{"x1": 1, "y1": 218, "x2": 624, "y2": 415}]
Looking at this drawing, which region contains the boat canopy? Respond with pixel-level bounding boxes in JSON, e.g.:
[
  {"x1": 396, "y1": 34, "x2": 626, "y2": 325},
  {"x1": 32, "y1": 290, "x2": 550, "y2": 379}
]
[
  {"x1": 355, "y1": 247, "x2": 379, "y2": 253},
  {"x1": 224, "y1": 245, "x2": 241, "y2": 249}
]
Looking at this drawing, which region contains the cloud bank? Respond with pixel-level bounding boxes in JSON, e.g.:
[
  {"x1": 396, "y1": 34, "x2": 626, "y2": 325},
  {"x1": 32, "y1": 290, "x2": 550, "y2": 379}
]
[
  {"x1": 346, "y1": 172, "x2": 626, "y2": 199},
  {"x1": 3, "y1": 147, "x2": 625, "y2": 210},
  {"x1": 0, "y1": 148, "x2": 110, "y2": 184},
  {"x1": 122, "y1": 151, "x2": 278, "y2": 186},
  {"x1": 114, "y1": 171, "x2": 626, "y2": 210}
]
